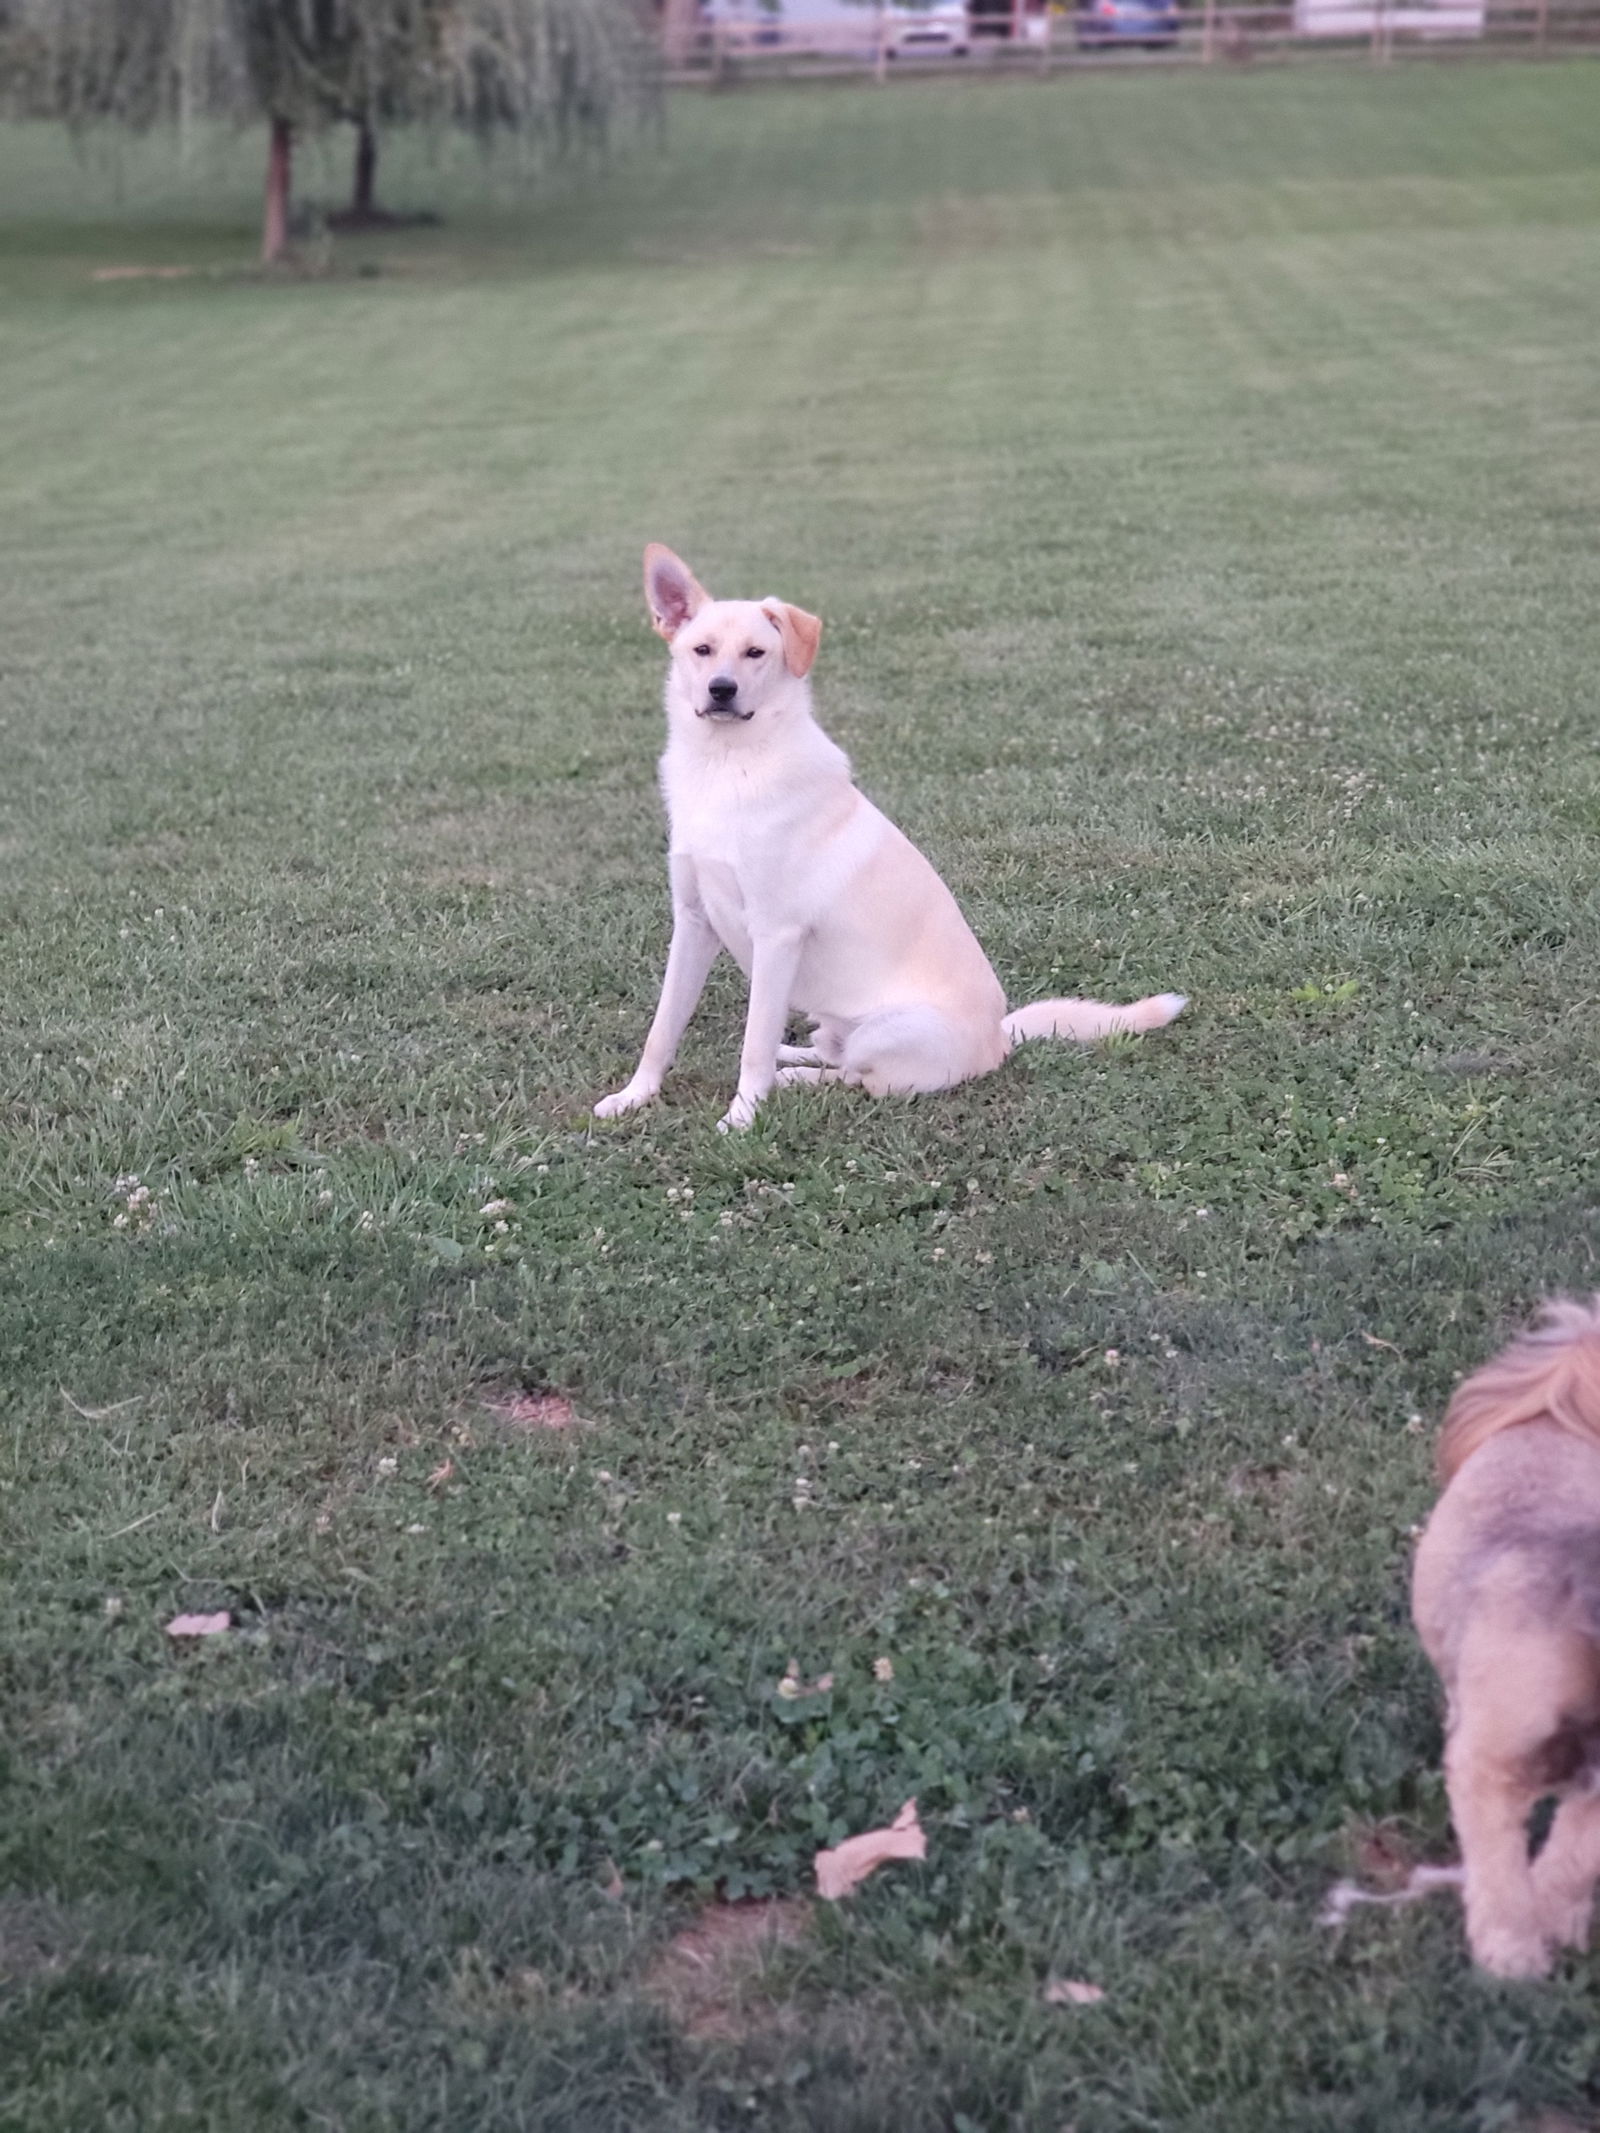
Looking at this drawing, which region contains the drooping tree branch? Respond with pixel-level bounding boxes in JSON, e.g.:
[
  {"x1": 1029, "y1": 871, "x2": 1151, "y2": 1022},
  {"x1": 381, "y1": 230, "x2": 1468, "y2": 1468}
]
[{"x1": 1, "y1": 0, "x2": 659, "y2": 264}]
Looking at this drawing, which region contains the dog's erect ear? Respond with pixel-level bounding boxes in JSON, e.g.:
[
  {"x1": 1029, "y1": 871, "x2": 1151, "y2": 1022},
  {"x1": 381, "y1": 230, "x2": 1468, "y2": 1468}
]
[
  {"x1": 644, "y1": 544, "x2": 710, "y2": 642},
  {"x1": 760, "y1": 599, "x2": 823, "y2": 679}
]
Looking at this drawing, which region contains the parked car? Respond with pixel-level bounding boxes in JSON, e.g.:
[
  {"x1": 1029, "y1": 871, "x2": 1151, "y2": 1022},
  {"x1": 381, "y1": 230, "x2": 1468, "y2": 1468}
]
[
  {"x1": 1074, "y1": 0, "x2": 1180, "y2": 44},
  {"x1": 886, "y1": 9, "x2": 971, "y2": 53}
]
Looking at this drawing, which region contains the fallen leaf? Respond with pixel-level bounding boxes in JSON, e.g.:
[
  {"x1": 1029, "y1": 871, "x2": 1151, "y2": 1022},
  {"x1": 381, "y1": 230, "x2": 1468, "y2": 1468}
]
[
  {"x1": 814, "y1": 1799, "x2": 925, "y2": 1901},
  {"x1": 1359, "y1": 1331, "x2": 1404, "y2": 1356},
  {"x1": 427, "y1": 1457, "x2": 455, "y2": 1491},
  {"x1": 165, "y1": 1611, "x2": 231, "y2": 1638},
  {"x1": 1044, "y1": 1977, "x2": 1106, "y2": 2006}
]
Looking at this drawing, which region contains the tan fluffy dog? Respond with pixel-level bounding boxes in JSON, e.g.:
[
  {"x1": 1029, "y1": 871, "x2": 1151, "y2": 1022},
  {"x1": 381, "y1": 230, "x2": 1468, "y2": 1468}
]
[
  {"x1": 594, "y1": 545, "x2": 1186, "y2": 1134},
  {"x1": 1412, "y1": 1296, "x2": 1600, "y2": 1977}
]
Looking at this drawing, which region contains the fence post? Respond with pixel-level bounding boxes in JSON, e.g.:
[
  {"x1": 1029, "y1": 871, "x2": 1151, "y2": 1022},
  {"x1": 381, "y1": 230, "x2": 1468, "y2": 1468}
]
[
  {"x1": 712, "y1": 15, "x2": 727, "y2": 82},
  {"x1": 1039, "y1": 3, "x2": 1053, "y2": 70},
  {"x1": 1202, "y1": 0, "x2": 1217, "y2": 59},
  {"x1": 875, "y1": 0, "x2": 889, "y2": 80},
  {"x1": 1536, "y1": 0, "x2": 1549, "y2": 48}
]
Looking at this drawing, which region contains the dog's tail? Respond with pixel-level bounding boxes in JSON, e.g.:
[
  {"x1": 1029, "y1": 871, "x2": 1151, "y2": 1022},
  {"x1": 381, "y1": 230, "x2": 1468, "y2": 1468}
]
[
  {"x1": 1003, "y1": 992, "x2": 1187, "y2": 1050},
  {"x1": 1438, "y1": 1294, "x2": 1600, "y2": 1483}
]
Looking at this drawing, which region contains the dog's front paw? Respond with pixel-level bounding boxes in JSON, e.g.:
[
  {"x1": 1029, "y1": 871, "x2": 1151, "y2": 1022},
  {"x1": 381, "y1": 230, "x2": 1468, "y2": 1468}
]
[
  {"x1": 1536, "y1": 1887, "x2": 1595, "y2": 1953},
  {"x1": 594, "y1": 1081, "x2": 658, "y2": 1120},
  {"x1": 1469, "y1": 1922, "x2": 1554, "y2": 1980},
  {"x1": 716, "y1": 1093, "x2": 760, "y2": 1134}
]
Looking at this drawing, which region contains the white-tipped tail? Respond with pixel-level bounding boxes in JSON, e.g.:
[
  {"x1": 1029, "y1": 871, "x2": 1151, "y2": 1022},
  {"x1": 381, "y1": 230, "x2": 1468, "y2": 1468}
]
[{"x1": 1002, "y1": 991, "x2": 1187, "y2": 1048}]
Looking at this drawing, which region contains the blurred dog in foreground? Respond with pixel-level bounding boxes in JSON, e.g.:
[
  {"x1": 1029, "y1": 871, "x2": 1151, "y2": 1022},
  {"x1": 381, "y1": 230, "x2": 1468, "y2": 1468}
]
[
  {"x1": 1413, "y1": 1296, "x2": 1600, "y2": 1977},
  {"x1": 594, "y1": 545, "x2": 1186, "y2": 1134}
]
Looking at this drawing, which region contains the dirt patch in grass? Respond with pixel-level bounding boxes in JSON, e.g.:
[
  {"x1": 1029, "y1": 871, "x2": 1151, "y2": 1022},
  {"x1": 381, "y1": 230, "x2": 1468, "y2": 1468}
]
[
  {"x1": 644, "y1": 1899, "x2": 811, "y2": 2043},
  {"x1": 91, "y1": 265, "x2": 198, "y2": 281},
  {"x1": 478, "y1": 1387, "x2": 589, "y2": 1432},
  {"x1": 1346, "y1": 1818, "x2": 1430, "y2": 1891}
]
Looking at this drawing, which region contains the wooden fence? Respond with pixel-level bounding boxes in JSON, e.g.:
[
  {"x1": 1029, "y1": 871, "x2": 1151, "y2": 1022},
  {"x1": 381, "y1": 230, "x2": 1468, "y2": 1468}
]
[{"x1": 665, "y1": 0, "x2": 1600, "y2": 83}]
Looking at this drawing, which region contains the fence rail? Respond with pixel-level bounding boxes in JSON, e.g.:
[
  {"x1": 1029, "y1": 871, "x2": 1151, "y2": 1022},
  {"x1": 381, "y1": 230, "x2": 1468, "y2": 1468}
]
[{"x1": 664, "y1": 0, "x2": 1600, "y2": 82}]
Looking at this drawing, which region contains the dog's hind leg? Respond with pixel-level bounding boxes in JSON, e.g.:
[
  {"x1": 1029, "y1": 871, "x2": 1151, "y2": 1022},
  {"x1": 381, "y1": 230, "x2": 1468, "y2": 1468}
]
[
  {"x1": 1533, "y1": 1792, "x2": 1600, "y2": 1952},
  {"x1": 775, "y1": 1064, "x2": 862, "y2": 1089},
  {"x1": 843, "y1": 1005, "x2": 1006, "y2": 1097},
  {"x1": 1452, "y1": 1617, "x2": 1599, "y2": 1972},
  {"x1": 1446, "y1": 1614, "x2": 1572, "y2": 1976},
  {"x1": 1448, "y1": 1731, "x2": 1549, "y2": 1977},
  {"x1": 1528, "y1": 1657, "x2": 1600, "y2": 1951}
]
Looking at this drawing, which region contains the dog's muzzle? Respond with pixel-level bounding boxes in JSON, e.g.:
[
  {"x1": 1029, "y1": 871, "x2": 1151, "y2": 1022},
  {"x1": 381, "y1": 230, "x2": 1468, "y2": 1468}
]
[{"x1": 699, "y1": 680, "x2": 752, "y2": 721}]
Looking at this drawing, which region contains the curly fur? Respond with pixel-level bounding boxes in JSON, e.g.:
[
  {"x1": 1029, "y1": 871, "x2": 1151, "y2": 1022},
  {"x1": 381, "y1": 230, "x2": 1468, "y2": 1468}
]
[
  {"x1": 1413, "y1": 1294, "x2": 1600, "y2": 1977},
  {"x1": 1437, "y1": 1294, "x2": 1600, "y2": 1482}
]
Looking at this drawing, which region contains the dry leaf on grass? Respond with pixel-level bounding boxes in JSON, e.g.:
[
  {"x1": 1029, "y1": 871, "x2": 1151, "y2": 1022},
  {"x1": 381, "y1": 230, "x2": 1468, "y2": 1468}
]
[
  {"x1": 814, "y1": 1799, "x2": 926, "y2": 1900},
  {"x1": 1043, "y1": 1977, "x2": 1106, "y2": 2007},
  {"x1": 165, "y1": 1611, "x2": 231, "y2": 1638},
  {"x1": 644, "y1": 1898, "x2": 811, "y2": 2042},
  {"x1": 479, "y1": 1389, "x2": 585, "y2": 1432},
  {"x1": 1319, "y1": 1861, "x2": 1463, "y2": 1928},
  {"x1": 426, "y1": 1457, "x2": 455, "y2": 1491}
]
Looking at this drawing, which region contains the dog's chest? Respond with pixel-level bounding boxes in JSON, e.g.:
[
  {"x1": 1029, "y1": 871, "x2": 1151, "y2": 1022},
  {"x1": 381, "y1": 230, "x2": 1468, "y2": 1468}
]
[
  {"x1": 689, "y1": 857, "x2": 755, "y2": 973},
  {"x1": 660, "y1": 735, "x2": 876, "y2": 964},
  {"x1": 666, "y1": 795, "x2": 779, "y2": 973}
]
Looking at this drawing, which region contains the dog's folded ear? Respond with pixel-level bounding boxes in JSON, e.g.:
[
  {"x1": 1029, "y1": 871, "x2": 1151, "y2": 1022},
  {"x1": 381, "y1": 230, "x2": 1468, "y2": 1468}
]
[
  {"x1": 645, "y1": 544, "x2": 710, "y2": 641},
  {"x1": 761, "y1": 599, "x2": 823, "y2": 679}
]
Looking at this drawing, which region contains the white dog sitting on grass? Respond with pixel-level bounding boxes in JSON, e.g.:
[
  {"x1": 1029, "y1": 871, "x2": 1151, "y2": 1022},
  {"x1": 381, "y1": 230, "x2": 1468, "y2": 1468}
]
[{"x1": 595, "y1": 545, "x2": 1186, "y2": 1134}]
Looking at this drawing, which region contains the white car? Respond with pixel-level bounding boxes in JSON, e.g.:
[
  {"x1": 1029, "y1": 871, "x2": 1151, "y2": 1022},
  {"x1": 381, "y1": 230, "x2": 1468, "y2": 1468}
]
[{"x1": 885, "y1": 9, "x2": 971, "y2": 53}]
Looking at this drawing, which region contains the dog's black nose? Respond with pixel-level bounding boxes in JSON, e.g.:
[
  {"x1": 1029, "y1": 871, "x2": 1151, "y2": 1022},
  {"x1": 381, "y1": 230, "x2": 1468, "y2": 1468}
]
[{"x1": 708, "y1": 678, "x2": 739, "y2": 706}]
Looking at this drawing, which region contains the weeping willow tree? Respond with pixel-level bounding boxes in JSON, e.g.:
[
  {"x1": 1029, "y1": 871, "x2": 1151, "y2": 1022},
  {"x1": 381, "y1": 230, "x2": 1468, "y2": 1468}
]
[
  {"x1": 3, "y1": 0, "x2": 658, "y2": 261},
  {"x1": 340, "y1": 0, "x2": 657, "y2": 226}
]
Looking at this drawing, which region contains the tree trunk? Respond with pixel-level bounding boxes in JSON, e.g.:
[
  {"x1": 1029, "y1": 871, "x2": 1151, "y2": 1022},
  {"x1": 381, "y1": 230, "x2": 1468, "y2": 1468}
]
[
  {"x1": 661, "y1": 0, "x2": 701, "y2": 67},
  {"x1": 351, "y1": 119, "x2": 378, "y2": 218},
  {"x1": 262, "y1": 114, "x2": 292, "y2": 264}
]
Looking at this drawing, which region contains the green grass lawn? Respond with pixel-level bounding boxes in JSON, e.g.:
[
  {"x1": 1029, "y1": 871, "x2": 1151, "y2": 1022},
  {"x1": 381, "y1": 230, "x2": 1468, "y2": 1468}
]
[{"x1": 5, "y1": 59, "x2": 1600, "y2": 2129}]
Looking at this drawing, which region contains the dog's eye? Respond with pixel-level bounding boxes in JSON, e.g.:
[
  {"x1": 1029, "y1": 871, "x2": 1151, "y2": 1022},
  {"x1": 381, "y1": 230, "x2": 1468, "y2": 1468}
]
[
  {"x1": 746, "y1": 646, "x2": 766, "y2": 660},
  {"x1": 692, "y1": 644, "x2": 712, "y2": 657}
]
